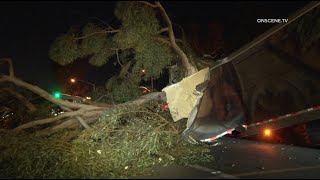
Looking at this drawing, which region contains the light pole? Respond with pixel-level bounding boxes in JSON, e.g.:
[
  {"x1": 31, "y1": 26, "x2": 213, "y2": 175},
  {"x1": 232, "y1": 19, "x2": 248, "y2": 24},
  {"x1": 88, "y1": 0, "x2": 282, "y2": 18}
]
[{"x1": 70, "y1": 78, "x2": 96, "y2": 91}]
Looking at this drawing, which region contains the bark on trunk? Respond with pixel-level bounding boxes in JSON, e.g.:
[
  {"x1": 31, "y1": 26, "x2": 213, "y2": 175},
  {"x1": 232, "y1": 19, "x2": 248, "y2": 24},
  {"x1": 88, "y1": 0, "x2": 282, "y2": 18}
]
[
  {"x1": 155, "y1": 1, "x2": 198, "y2": 77},
  {"x1": 0, "y1": 68, "x2": 167, "y2": 136}
]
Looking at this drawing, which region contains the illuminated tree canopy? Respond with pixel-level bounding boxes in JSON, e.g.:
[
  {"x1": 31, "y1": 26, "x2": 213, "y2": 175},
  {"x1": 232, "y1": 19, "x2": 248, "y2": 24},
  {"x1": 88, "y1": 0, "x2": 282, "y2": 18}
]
[
  {"x1": 49, "y1": 1, "x2": 196, "y2": 102},
  {"x1": 49, "y1": 1, "x2": 201, "y2": 101}
]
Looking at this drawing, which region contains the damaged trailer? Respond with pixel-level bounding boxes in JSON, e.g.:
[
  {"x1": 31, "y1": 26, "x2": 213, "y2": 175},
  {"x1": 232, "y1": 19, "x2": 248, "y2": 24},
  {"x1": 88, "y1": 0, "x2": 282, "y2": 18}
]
[{"x1": 163, "y1": 1, "x2": 320, "y2": 145}]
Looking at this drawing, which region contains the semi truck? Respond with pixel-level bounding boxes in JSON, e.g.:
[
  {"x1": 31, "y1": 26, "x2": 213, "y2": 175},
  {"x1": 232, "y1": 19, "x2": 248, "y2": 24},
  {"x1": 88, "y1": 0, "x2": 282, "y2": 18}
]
[{"x1": 163, "y1": 1, "x2": 320, "y2": 147}]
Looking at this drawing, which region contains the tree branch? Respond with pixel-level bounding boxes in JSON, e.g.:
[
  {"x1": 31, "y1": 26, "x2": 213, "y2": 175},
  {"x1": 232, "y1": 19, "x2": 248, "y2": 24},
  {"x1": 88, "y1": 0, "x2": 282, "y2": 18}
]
[
  {"x1": 10, "y1": 91, "x2": 164, "y2": 132},
  {"x1": 155, "y1": 37, "x2": 172, "y2": 46},
  {"x1": 123, "y1": 91, "x2": 166, "y2": 106},
  {"x1": 12, "y1": 90, "x2": 166, "y2": 135},
  {"x1": 115, "y1": 49, "x2": 123, "y2": 67},
  {"x1": 173, "y1": 22, "x2": 187, "y2": 42},
  {"x1": 63, "y1": 106, "x2": 90, "y2": 129},
  {"x1": 155, "y1": 1, "x2": 197, "y2": 76},
  {"x1": 0, "y1": 58, "x2": 167, "y2": 135},
  {"x1": 159, "y1": 27, "x2": 169, "y2": 33},
  {"x1": 13, "y1": 108, "x2": 87, "y2": 131},
  {"x1": 36, "y1": 119, "x2": 79, "y2": 137},
  {"x1": 0, "y1": 75, "x2": 101, "y2": 110},
  {"x1": 36, "y1": 116, "x2": 100, "y2": 137}
]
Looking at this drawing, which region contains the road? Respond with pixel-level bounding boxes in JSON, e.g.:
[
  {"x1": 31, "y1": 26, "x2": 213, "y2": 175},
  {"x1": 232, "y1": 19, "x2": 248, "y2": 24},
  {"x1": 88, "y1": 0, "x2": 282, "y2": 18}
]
[{"x1": 136, "y1": 137, "x2": 320, "y2": 179}]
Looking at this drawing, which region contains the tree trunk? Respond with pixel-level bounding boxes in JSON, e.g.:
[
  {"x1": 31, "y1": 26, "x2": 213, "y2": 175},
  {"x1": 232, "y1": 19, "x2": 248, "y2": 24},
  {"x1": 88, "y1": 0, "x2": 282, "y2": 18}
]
[
  {"x1": 0, "y1": 43, "x2": 169, "y2": 137},
  {"x1": 155, "y1": 1, "x2": 198, "y2": 77},
  {"x1": 0, "y1": 72, "x2": 167, "y2": 136},
  {"x1": 141, "y1": 1, "x2": 198, "y2": 77}
]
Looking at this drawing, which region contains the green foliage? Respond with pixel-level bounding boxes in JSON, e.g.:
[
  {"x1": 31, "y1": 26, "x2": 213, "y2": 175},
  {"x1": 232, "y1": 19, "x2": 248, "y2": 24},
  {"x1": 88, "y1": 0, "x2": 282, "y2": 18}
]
[
  {"x1": 80, "y1": 23, "x2": 115, "y2": 66},
  {"x1": 178, "y1": 40, "x2": 205, "y2": 69},
  {"x1": 132, "y1": 42, "x2": 173, "y2": 81},
  {"x1": 106, "y1": 77, "x2": 142, "y2": 103},
  {"x1": 119, "y1": 61, "x2": 133, "y2": 79},
  {"x1": 0, "y1": 129, "x2": 72, "y2": 178},
  {"x1": 88, "y1": 86, "x2": 112, "y2": 103},
  {"x1": 49, "y1": 34, "x2": 81, "y2": 65},
  {"x1": 113, "y1": 1, "x2": 161, "y2": 52},
  {"x1": 0, "y1": 102, "x2": 213, "y2": 178},
  {"x1": 88, "y1": 47, "x2": 114, "y2": 67},
  {"x1": 113, "y1": 1, "x2": 173, "y2": 83},
  {"x1": 49, "y1": 1, "x2": 190, "y2": 102},
  {"x1": 114, "y1": 1, "x2": 160, "y2": 36},
  {"x1": 80, "y1": 23, "x2": 107, "y2": 55}
]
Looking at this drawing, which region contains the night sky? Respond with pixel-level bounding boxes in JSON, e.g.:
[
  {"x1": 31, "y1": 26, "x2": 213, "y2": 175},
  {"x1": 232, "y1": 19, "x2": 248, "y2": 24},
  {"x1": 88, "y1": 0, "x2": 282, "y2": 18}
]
[{"x1": 0, "y1": 1, "x2": 309, "y2": 92}]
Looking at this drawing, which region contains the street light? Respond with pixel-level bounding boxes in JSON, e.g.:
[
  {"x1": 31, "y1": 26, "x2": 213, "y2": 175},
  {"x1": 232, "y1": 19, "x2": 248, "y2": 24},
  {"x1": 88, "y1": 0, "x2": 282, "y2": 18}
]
[{"x1": 69, "y1": 77, "x2": 96, "y2": 91}]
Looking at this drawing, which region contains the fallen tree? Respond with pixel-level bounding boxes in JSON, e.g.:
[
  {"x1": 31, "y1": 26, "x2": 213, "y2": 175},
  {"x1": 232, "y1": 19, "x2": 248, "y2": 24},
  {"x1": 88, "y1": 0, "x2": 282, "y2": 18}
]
[
  {"x1": 0, "y1": 2, "x2": 213, "y2": 178},
  {"x1": 0, "y1": 59, "x2": 213, "y2": 179},
  {"x1": 0, "y1": 105, "x2": 212, "y2": 178},
  {"x1": 0, "y1": 2, "x2": 199, "y2": 136},
  {"x1": 49, "y1": 1, "x2": 200, "y2": 104},
  {"x1": 0, "y1": 58, "x2": 167, "y2": 136}
]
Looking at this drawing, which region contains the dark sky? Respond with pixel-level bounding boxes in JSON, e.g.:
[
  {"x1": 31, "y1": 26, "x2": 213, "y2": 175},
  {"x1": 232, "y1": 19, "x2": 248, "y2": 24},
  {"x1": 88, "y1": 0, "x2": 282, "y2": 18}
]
[{"x1": 0, "y1": 1, "x2": 309, "y2": 91}]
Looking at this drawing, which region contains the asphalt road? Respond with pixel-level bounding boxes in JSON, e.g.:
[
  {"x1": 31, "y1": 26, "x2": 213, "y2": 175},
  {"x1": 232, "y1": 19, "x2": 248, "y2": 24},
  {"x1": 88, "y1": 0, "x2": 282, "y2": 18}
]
[{"x1": 136, "y1": 137, "x2": 320, "y2": 179}]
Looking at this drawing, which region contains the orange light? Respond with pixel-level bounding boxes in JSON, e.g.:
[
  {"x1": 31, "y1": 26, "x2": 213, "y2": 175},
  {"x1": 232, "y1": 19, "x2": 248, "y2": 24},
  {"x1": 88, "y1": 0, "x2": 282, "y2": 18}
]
[
  {"x1": 70, "y1": 78, "x2": 76, "y2": 83},
  {"x1": 264, "y1": 129, "x2": 271, "y2": 136}
]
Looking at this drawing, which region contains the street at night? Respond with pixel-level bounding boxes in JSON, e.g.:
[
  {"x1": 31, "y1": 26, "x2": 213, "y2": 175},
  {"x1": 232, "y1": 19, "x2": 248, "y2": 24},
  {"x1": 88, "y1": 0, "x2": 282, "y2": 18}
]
[{"x1": 139, "y1": 137, "x2": 320, "y2": 179}]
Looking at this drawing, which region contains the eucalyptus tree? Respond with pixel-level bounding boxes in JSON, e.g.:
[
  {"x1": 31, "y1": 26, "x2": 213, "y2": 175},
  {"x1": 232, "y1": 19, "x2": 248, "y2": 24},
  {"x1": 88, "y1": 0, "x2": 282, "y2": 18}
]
[{"x1": 49, "y1": 1, "x2": 198, "y2": 102}]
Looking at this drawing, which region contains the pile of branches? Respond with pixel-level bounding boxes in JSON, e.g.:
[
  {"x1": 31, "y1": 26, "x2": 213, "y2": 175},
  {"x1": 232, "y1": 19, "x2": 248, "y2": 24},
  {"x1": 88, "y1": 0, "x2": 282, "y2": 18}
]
[
  {"x1": 0, "y1": 58, "x2": 213, "y2": 178},
  {"x1": 0, "y1": 58, "x2": 166, "y2": 136},
  {"x1": 0, "y1": 102, "x2": 213, "y2": 178}
]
